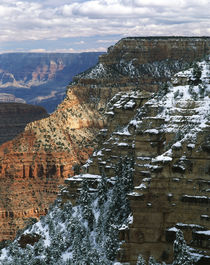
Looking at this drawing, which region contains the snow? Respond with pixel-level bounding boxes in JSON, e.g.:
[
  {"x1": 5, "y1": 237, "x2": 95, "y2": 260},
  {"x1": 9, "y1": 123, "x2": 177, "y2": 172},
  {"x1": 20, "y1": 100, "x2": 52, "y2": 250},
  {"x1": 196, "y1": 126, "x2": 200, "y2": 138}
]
[
  {"x1": 93, "y1": 150, "x2": 103, "y2": 157},
  {"x1": 201, "y1": 214, "x2": 209, "y2": 218},
  {"x1": 0, "y1": 249, "x2": 8, "y2": 261},
  {"x1": 114, "y1": 125, "x2": 131, "y2": 136},
  {"x1": 119, "y1": 224, "x2": 129, "y2": 230},
  {"x1": 135, "y1": 183, "x2": 147, "y2": 189},
  {"x1": 100, "y1": 129, "x2": 108, "y2": 133},
  {"x1": 128, "y1": 192, "x2": 143, "y2": 197},
  {"x1": 167, "y1": 227, "x2": 179, "y2": 232},
  {"x1": 176, "y1": 223, "x2": 205, "y2": 229},
  {"x1": 142, "y1": 178, "x2": 151, "y2": 182},
  {"x1": 124, "y1": 100, "x2": 136, "y2": 109},
  {"x1": 62, "y1": 251, "x2": 73, "y2": 261},
  {"x1": 117, "y1": 142, "x2": 129, "y2": 147},
  {"x1": 128, "y1": 214, "x2": 133, "y2": 224},
  {"x1": 145, "y1": 129, "x2": 159, "y2": 134},
  {"x1": 151, "y1": 60, "x2": 210, "y2": 142},
  {"x1": 85, "y1": 63, "x2": 106, "y2": 78},
  {"x1": 105, "y1": 111, "x2": 114, "y2": 115},
  {"x1": 195, "y1": 230, "x2": 210, "y2": 236},
  {"x1": 173, "y1": 178, "x2": 180, "y2": 182},
  {"x1": 182, "y1": 195, "x2": 209, "y2": 199},
  {"x1": 173, "y1": 141, "x2": 182, "y2": 148},
  {"x1": 152, "y1": 154, "x2": 172, "y2": 162},
  {"x1": 66, "y1": 174, "x2": 102, "y2": 182}
]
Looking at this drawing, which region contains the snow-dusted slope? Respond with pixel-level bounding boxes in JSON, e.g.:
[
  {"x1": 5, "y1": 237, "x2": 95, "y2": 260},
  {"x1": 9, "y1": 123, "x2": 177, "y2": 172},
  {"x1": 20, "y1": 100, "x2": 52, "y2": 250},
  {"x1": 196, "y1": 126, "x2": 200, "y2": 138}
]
[{"x1": 0, "y1": 58, "x2": 210, "y2": 265}]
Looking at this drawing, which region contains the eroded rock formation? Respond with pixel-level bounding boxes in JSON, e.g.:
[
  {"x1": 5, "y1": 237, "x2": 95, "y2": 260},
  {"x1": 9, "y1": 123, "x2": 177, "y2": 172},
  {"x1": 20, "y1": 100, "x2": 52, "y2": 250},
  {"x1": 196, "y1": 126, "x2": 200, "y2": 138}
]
[
  {"x1": 0, "y1": 37, "x2": 209, "y2": 243},
  {"x1": 71, "y1": 58, "x2": 210, "y2": 264}
]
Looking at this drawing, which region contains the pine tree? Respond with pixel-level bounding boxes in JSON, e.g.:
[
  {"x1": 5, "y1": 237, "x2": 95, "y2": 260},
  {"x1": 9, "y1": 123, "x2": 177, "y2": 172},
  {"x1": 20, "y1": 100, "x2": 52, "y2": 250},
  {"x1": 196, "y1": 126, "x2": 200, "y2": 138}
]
[
  {"x1": 77, "y1": 180, "x2": 94, "y2": 229},
  {"x1": 172, "y1": 230, "x2": 194, "y2": 265},
  {"x1": 97, "y1": 172, "x2": 108, "y2": 206},
  {"x1": 189, "y1": 62, "x2": 202, "y2": 86}
]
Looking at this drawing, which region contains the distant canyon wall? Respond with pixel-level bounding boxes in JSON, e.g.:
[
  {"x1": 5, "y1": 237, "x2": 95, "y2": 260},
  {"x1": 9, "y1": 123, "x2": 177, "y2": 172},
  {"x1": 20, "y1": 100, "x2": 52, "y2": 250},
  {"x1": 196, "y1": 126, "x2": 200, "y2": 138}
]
[{"x1": 0, "y1": 52, "x2": 102, "y2": 113}]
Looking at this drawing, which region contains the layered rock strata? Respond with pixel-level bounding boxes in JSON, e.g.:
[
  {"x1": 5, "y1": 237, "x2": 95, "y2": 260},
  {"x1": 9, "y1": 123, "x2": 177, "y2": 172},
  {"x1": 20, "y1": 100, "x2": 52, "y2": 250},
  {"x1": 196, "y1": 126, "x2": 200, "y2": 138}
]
[
  {"x1": 0, "y1": 85, "x2": 105, "y2": 241},
  {"x1": 0, "y1": 37, "x2": 209, "y2": 242},
  {"x1": 65, "y1": 58, "x2": 210, "y2": 264}
]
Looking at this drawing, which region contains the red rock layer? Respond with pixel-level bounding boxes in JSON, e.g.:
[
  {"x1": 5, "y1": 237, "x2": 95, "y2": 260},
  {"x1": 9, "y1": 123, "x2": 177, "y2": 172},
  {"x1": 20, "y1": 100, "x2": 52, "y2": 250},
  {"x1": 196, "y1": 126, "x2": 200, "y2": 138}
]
[{"x1": 0, "y1": 85, "x2": 105, "y2": 241}]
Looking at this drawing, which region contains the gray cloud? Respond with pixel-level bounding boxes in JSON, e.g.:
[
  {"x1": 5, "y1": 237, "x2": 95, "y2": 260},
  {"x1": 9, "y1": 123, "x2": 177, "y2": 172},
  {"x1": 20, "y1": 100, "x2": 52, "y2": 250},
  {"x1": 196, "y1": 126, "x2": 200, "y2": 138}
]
[{"x1": 0, "y1": 0, "x2": 209, "y2": 44}]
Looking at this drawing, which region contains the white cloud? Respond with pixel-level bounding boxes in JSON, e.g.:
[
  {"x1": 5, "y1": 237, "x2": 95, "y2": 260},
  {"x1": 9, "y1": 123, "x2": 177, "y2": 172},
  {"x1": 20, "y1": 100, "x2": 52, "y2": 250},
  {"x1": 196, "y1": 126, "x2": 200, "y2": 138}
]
[
  {"x1": 0, "y1": 0, "x2": 209, "y2": 44},
  {"x1": 31, "y1": 47, "x2": 106, "y2": 53}
]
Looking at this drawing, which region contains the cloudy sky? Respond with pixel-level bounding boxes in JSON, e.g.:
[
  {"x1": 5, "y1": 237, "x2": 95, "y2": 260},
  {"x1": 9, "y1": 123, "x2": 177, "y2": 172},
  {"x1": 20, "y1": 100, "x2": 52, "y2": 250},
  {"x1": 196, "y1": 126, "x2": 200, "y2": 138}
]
[{"x1": 0, "y1": 0, "x2": 209, "y2": 53}]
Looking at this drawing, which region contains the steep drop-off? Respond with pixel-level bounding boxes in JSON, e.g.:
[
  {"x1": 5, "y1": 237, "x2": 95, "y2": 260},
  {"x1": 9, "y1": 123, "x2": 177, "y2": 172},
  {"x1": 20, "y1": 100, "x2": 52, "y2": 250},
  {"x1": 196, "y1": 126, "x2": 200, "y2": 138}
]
[
  {"x1": 0, "y1": 37, "x2": 209, "y2": 242},
  {"x1": 58, "y1": 57, "x2": 210, "y2": 264}
]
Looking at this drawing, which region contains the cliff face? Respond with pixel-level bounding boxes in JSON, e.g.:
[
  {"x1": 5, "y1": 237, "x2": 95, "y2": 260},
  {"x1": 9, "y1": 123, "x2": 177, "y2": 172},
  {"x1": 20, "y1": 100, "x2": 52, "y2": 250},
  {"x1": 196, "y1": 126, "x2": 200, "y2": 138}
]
[
  {"x1": 0, "y1": 85, "x2": 105, "y2": 241},
  {"x1": 0, "y1": 103, "x2": 48, "y2": 145},
  {"x1": 76, "y1": 37, "x2": 209, "y2": 93},
  {"x1": 78, "y1": 58, "x2": 210, "y2": 264},
  {"x1": 0, "y1": 37, "x2": 209, "y2": 243},
  {"x1": 0, "y1": 52, "x2": 102, "y2": 112}
]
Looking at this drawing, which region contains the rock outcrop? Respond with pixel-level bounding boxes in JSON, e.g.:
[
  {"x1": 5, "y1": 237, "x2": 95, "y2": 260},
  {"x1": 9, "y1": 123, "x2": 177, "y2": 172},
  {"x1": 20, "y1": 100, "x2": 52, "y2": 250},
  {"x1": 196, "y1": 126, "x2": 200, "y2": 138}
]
[
  {"x1": 0, "y1": 103, "x2": 48, "y2": 145},
  {"x1": 0, "y1": 37, "x2": 209, "y2": 243},
  {"x1": 69, "y1": 58, "x2": 210, "y2": 264}
]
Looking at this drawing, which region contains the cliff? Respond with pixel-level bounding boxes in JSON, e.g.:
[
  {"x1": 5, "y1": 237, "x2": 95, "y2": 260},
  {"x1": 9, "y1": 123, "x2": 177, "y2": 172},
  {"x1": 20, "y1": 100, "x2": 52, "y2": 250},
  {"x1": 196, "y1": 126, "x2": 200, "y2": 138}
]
[
  {"x1": 0, "y1": 103, "x2": 48, "y2": 145},
  {"x1": 0, "y1": 52, "x2": 102, "y2": 112},
  {"x1": 0, "y1": 54, "x2": 210, "y2": 265},
  {"x1": 0, "y1": 37, "x2": 209, "y2": 244},
  {"x1": 78, "y1": 58, "x2": 210, "y2": 264}
]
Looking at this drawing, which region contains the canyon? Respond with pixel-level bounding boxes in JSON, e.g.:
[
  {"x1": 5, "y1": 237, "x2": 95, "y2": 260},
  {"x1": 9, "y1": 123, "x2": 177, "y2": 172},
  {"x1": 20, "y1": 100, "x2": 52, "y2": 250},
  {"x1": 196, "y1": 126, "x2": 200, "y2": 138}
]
[
  {"x1": 0, "y1": 52, "x2": 102, "y2": 113},
  {"x1": 0, "y1": 37, "x2": 209, "y2": 264}
]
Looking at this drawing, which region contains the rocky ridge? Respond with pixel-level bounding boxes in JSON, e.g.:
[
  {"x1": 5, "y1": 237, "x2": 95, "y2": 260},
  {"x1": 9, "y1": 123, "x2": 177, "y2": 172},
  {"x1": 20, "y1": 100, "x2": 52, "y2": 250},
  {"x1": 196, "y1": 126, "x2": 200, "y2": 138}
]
[{"x1": 0, "y1": 37, "x2": 209, "y2": 243}]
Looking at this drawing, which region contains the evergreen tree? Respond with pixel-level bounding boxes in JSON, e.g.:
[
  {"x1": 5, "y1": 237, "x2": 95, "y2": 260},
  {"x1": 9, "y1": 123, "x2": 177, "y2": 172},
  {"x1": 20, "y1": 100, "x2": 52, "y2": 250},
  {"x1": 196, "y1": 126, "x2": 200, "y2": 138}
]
[
  {"x1": 189, "y1": 63, "x2": 202, "y2": 86},
  {"x1": 172, "y1": 230, "x2": 195, "y2": 265},
  {"x1": 77, "y1": 180, "x2": 94, "y2": 229},
  {"x1": 97, "y1": 172, "x2": 108, "y2": 206}
]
